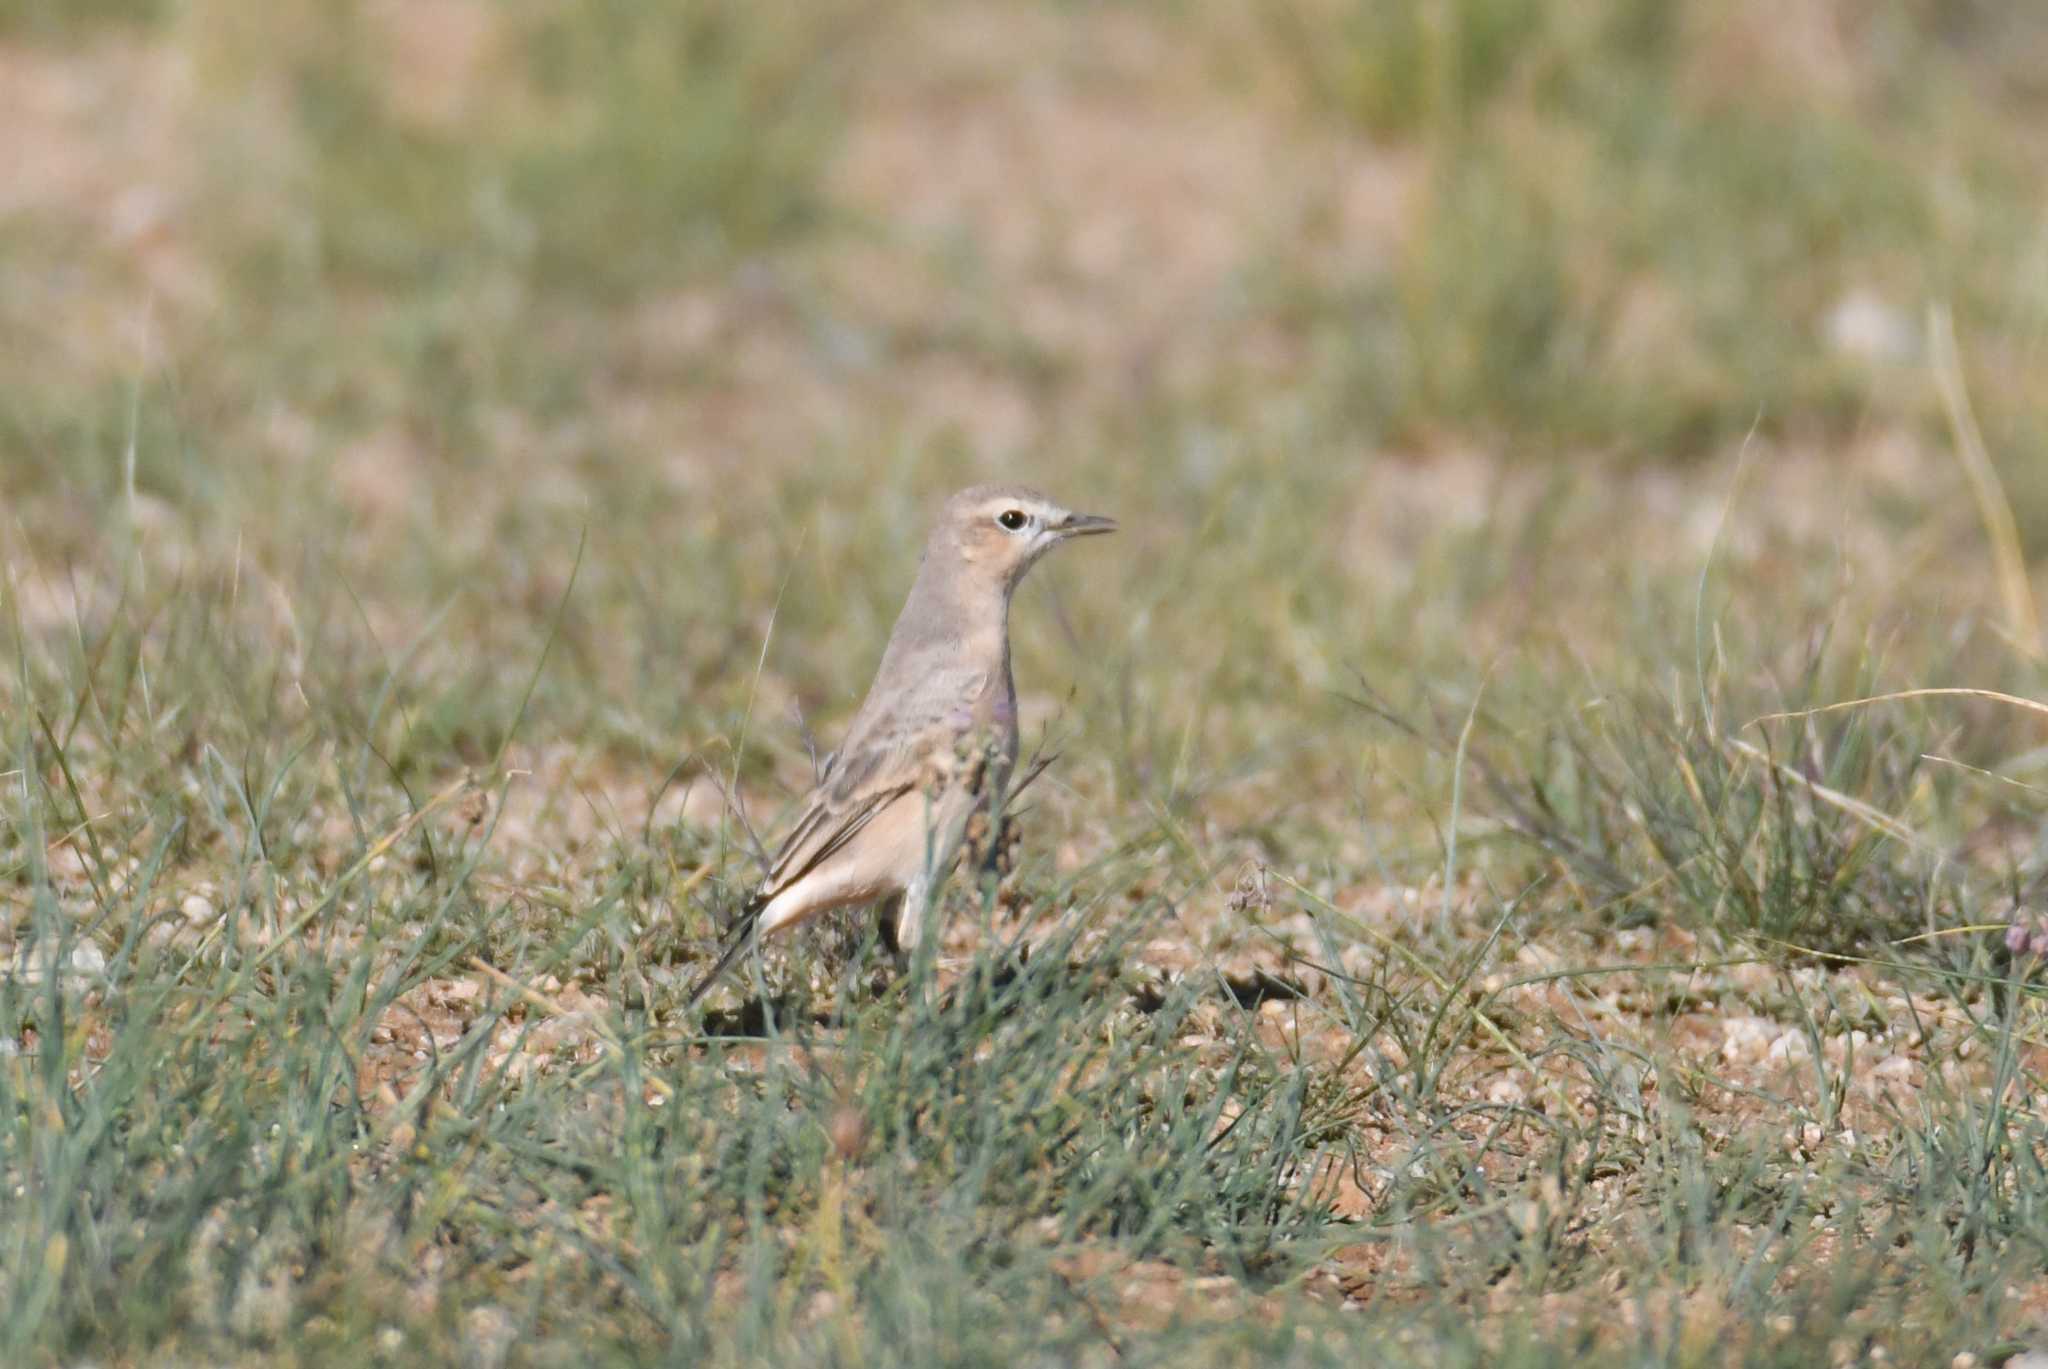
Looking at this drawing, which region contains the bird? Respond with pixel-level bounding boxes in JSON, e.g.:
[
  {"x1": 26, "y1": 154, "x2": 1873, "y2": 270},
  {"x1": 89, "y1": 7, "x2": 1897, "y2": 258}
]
[{"x1": 682, "y1": 484, "x2": 1117, "y2": 1012}]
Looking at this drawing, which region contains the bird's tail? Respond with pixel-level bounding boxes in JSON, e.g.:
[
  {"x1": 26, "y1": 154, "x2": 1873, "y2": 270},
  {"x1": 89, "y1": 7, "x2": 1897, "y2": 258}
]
[
  {"x1": 683, "y1": 756, "x2": 1057, "y2": 1015},
  {"x1": 683, "y1": 893, "x2": 767, "y2": 1013}
]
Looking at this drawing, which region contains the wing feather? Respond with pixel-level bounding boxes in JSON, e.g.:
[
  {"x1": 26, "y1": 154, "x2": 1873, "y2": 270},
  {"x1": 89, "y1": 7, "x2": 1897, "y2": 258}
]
[
  {"x1": 685, "y1": 778, "x2": 916, "y2": 1010},
  {"x1": 684, "y1": 662, "x2": 997, "y2": 1013}
]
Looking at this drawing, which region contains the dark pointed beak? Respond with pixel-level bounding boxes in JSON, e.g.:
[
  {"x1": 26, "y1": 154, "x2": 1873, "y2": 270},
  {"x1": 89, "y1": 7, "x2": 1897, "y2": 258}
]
[{"x1": 1056, "y1": 511, "x2": 1118, "y2": 538}]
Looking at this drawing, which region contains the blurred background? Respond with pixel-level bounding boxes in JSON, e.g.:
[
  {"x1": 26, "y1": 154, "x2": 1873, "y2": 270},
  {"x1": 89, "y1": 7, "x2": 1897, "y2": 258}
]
[{"x1": 3, "y1": 0, "x2": 2047, "y2": 803}]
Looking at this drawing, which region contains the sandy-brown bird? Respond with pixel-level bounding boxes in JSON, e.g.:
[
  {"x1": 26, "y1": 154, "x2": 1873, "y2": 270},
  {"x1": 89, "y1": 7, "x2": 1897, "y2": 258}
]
[{"x1": 684, "y1": 484, "x2": 1116, "y2": 1010}]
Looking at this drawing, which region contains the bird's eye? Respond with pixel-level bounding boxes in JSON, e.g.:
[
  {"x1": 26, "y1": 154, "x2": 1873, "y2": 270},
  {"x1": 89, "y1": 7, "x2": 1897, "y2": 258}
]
[{"x1": 997, "y1": 509, "x2": 1028, "y2": 531}]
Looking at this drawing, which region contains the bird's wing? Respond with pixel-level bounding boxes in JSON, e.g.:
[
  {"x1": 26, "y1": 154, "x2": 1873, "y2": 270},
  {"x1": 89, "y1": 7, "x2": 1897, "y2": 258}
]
[
  {"x1": 757, "y1": 663, "x2": 987, "y2": 887},
  {"x1": 684, "y1": 667, "x2": 990, "y2": 1013},
  {"x1": 757, "y1": 765, "x2": 920, "y2": 897},
  {"x1": 685, "y1": 776, "x2": 920, "y2": 1011}
]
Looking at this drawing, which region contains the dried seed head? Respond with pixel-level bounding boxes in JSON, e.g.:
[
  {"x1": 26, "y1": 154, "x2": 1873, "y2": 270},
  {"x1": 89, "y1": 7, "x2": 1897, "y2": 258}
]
[{"x1": 828, "y1": 1105, "x2": 868, "y2": 1163}]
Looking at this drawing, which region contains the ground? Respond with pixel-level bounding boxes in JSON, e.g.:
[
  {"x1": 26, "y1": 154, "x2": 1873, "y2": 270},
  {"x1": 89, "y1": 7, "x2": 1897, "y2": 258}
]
[{"x1": 4, "y1": 1, "x2": 2048, "y2": 1365}]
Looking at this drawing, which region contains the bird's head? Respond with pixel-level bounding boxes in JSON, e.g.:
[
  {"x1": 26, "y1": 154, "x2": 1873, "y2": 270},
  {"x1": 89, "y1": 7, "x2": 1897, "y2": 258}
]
[{"x1": 936, "y1": 484, "x2": 1117, "y2": 589}]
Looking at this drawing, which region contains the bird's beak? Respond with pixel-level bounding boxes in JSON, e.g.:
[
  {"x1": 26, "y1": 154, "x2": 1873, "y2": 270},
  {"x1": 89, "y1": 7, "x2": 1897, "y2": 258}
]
[{"x1": 1055, "y1": 511, "x2": 1118, "y2": 538}]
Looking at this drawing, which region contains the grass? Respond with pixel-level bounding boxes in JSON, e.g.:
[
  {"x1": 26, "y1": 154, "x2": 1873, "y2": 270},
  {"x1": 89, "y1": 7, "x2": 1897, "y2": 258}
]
[
  {"x1": 1259, "y1": 0, "x2": 2042, "y2": 457},
  {"x1": 6, "y1": 0, "x2": 2048, "y2": 1363}
]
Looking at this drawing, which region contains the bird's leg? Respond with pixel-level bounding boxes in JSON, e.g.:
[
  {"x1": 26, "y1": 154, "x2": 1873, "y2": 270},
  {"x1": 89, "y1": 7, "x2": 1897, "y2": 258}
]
[
  {"x1": 888, "y1": 866, "x2": 940, "y2": 958},
  {"x1": 878, "y1": 891, "x2": 913, "y2": 961},
  {"x1": 891, "y1": 791, "x2": 974, "y2": 965},
  {"x1": 883, "y1": 879, "x2": 940, "y2": 1016},
  {"x1": 888, "y1": 741, "x2": 977, "y2": 961}
]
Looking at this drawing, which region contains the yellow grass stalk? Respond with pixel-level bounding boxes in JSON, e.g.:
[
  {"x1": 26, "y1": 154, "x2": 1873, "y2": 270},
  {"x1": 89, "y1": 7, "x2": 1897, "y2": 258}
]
[{"x1": 1929, "y1": 302, "x2": 2042, "y2": 658}]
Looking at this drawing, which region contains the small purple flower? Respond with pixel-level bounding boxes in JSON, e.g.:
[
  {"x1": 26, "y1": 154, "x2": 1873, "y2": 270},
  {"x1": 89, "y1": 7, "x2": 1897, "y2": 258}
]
[
  {"x1": 2008, "y1": 921, "x2": 2033, "y2": 955},
  {"x1": 2033, "y1": 927, "x2": 2048, "y2": 959}
]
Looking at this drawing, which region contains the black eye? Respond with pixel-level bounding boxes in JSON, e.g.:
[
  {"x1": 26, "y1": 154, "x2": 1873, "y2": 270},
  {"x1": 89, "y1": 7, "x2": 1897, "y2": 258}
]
[{"x1": 997, "y1": 509, "x2": 1028, "y2": 531}]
